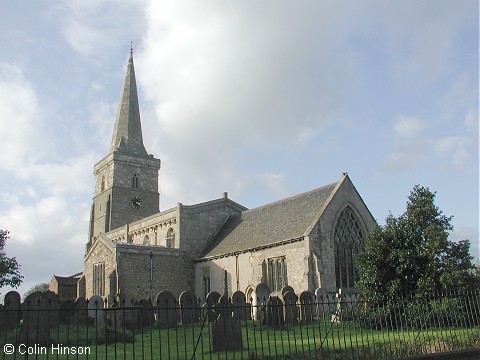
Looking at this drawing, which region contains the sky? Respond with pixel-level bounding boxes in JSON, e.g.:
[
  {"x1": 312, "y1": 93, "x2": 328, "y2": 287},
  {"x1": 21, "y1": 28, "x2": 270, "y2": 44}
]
[{"x1": 0, "y1": 0, "x2": 478, "y2": 299}]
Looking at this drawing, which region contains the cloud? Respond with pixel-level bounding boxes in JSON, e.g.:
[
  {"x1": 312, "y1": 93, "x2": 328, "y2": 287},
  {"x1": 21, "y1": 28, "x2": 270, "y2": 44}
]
[
  {"x1": 0, "y1": 63, "x2": 47, "y2": 171},
  {"x1": 393, "y1": 116, "x2": 424, "y2": 138},
  {"x1": 51, "y1": 0, "x2": 148, "y2": 58},
  {"x1": 384, "y1": 110, "x2": 478, "y2": 173}
]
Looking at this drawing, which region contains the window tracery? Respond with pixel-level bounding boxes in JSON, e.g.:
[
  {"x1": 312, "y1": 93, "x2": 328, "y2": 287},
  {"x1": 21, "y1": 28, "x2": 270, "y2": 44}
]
[{"x1": 334, "y1": 206, "x2": 364, "y2": 289}]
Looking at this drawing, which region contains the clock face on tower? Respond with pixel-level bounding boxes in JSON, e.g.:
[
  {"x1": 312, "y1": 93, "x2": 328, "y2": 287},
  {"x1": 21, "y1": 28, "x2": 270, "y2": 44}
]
[{"x1": 130, "y1": 196, "x2": 143, "y2": 209}]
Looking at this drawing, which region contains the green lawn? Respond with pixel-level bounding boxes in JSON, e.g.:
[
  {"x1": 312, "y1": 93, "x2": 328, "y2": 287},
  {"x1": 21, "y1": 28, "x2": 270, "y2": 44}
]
[{"x1": 1, "y1": 319, "x2": 479, "y2": 360}]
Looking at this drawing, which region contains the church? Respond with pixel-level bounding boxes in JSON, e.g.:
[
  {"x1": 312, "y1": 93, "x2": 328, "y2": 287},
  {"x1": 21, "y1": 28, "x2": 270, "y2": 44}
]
[{"x1": 75, "y1": 51, "x2": 376, "y2": 303}]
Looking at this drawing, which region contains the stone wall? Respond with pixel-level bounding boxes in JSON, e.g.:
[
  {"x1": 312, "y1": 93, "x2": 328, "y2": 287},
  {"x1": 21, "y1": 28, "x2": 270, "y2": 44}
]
[
  {"x1": 116, "y1": 244, "x2": 193, "y2": 300},
  {"x1": 195, "y1": 240, "x2": 308, "y2": 299}
]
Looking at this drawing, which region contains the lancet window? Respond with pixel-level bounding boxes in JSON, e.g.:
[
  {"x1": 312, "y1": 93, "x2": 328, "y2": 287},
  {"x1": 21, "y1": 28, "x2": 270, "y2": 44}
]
[
  {"x1": 93, "y1": 262, "x2": 105, "y2": 297},
  {"x1": 166, "y1": 228, "x2": 175, "y2": 248}
]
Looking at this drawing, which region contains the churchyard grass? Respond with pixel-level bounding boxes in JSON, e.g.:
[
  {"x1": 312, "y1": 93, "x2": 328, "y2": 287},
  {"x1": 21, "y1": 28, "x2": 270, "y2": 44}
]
[{"x1": 1, "y1": 319, "x2": 479, "y2": 359}]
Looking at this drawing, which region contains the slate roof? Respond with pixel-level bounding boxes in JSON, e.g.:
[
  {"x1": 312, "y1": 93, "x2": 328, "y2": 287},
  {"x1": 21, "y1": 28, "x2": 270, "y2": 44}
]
[
  {"x1": 199, "y1": 179, "x2": 340, "y2": 259},
  {"x1": 53, "y1": 275, "x2": 81, "y2": 286}
]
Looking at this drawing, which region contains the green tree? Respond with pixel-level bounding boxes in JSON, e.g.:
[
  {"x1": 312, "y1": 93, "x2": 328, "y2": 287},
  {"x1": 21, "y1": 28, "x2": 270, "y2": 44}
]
[
  {"x1": 0, "y1": 229, "x2": 23, "y2": 288},
  {"x1": 23, "y1": 282, "x2": 49, "y2": 301},
  {"x1": 356, "y1": 185, "x2": 478, "y2": 298}
]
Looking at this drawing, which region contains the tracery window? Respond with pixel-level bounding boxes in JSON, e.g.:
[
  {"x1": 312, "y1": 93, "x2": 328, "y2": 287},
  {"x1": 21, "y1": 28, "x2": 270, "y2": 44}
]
[
  {"x1": 262, "y1": 256, "x2": 287, "y2": 293},
  {"x1": 93, "y1": 262, "x2": 105, "y2": 296},
  {"x1": 166, "y1": 228, "x2": 175, "y2": 248},
  {"x1": 132, "y1": 174, "x2": 139, "y2": 188},
  {"x1": 334, "y1": 206, "x2": 364, "y2": 289}
]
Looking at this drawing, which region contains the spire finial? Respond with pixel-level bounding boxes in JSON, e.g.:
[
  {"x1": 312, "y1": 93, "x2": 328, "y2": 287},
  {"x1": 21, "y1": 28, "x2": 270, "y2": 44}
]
[{"x1": 130, "y1": 41, "x2": 133, "y2": 55}]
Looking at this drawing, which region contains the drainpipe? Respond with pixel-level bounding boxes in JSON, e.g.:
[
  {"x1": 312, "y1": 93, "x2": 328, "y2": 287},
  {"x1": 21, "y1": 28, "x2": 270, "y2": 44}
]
[
  {"x1": 235, "y1": 254, "x2": 240, "y2": 292},
  {"x1": 149, "y1": 251, "x2": 153, "y2": 301}
]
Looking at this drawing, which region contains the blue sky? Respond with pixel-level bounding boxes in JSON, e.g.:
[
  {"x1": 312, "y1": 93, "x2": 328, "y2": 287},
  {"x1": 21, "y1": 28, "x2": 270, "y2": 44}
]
[{"x1": 0, "y1": 0, "x2": 478, "y2": 298}]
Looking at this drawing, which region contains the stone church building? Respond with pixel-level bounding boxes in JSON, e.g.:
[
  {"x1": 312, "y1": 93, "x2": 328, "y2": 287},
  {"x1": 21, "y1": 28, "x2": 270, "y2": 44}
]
[{"x1": 76, "y1": 51, "x2": 376, "y2": 303}]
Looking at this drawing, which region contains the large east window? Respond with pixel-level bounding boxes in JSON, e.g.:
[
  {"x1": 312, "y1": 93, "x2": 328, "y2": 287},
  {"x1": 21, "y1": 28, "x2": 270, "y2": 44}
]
[{"x1": 334, "y1": 206, "x2": 364, "y2": 289}]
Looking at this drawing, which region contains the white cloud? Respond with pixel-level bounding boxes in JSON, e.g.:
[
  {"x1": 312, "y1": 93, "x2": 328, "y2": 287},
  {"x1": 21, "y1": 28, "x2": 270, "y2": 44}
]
[
  {"x1": 384, "y1": 109, "x2": 478, "y2": 173},
  {"x1": 0, "y1": 63, "x2": 47, "y2": 171},
  {"x1": 393, "y1": 115, "x2": 424, "y2": 138},
  {"x1": 51, "y1": 0, "x2": 148, "y2": 58}
]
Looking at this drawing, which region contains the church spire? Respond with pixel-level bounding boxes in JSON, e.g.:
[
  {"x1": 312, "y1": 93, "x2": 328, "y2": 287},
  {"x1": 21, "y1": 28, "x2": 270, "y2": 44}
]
[{"x1": 109, "y1": 48, "x2": 147, "y2": 156}]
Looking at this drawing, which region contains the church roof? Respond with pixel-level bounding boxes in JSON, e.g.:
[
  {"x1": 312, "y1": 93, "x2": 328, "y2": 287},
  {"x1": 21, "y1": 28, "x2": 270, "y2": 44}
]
[
  {"x1": 53, "y1": 275, "x2": 81, "y2": 286},
  {"x1": 199, "y1": 177, "x2": 343, "y2": 259},
  {"x1": 109, "y1": 49, "x2": 148, "y2": 156}
]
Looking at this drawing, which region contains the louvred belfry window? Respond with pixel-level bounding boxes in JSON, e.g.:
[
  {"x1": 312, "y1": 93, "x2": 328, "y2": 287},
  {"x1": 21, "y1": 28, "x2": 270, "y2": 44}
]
[{"x1": 334, "y1": 207, "x2": 364, "y2": 289}]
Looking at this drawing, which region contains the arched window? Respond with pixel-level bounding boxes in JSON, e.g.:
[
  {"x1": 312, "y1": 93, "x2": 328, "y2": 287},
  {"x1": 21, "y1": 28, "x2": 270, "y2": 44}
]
[
  {"x1": 334, "y1": 206, "x2": 364, "y2": 289},
  {"x1": 166, "y1": 228, "x2": 175, "y2": 248},
  {"x1": 132, "y1": 174, "x2": 139, "y2": 188},
  {"x1": 143, "y1": 235, "x2": 150, "y2": 245}
]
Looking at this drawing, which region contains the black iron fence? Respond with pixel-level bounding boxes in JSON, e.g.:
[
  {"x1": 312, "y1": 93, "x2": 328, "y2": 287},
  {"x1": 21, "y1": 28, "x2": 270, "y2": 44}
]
[{"x1": 1, "y1": 290, "x2": 479, "y2": 359}]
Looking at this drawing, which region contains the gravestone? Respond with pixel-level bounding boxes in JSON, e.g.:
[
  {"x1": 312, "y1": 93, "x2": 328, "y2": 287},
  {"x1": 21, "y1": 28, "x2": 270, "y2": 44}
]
[
  {"x1": 255, "y1": 283, "x2": 270, "y2": 304},
  {"x1": 209, "y1": 295, "x2": 242, "y2": 351},
  {"x1": 156, "y1": 290, "x2": 177, "y2": 326},
  {"x1": 315, "y1": 288, "x2": 335, "y2": 316},
  {"x1": 266, "y1": 296, "x2": 284, "y2": 329},
  {"x1": 21, "y1": 292, "x2": 52, "y2": 345},
  {"x1": 60, "y1": 300, "x2": 75, "y2": 324},
  {"x1": 134, "y1": 299, "x2": 155, "y2": 327},
  {"x1": 299, "y1": 291, "x2": 315, "y2": 324},
  {"x1": 281, "y1": 285, "x2": 295, "y2": 297},
  {"x1": 88, "y1": 295, "x2": 105, "y2": 325},
  {"x1": 331, "y1": 289, "x2": 343, "y2": 323},
  {"x1": 0, "y1": 304, "x2": 5, "y2": 330},
  {"x1": 282, "y1": 290, "x2": 298, "y2": 324},
  {"x1": 205, "y1": 291, "x2": 221, "y2": 322},
  {"x1": 73, "y1": 297, "x2": 90, "y2": 325},
  {"x1": 4, "y1": 291, "x2": 21, "y2": 330},
  {"x1": 254, "y1": 283, "x2": 270, "y2": 321},
  {"x1": 179, "y1": 291, "x2": 198, "y2": 324},
  {"x1": 232, "y1": 291, "x2": 247, "y2": 321}
]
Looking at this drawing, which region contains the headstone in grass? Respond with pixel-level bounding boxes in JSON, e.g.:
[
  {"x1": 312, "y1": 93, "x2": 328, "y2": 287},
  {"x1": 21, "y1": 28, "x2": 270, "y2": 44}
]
[
  {"x1": 266, "y1": 296, "x2": 284, "y2": 329},
  {"x1": 134, "y1": 298, "x2": 155, "y2": 327},
  {"x1": 0, "y1": 304, "x2": 5, "y2": 330},
  {"x1": 281, "y1": 285, "x2": 295, "y2": 296},
  {"x1": 179, "y1": 290, "x2": 198, "y2": 324},
  {"x1": 59, "y1": 300, "x2": 75, "y2": 324},
  {"x1": 254, "y1": 283, "x2": 270, "y2": 321},
  {"x1": 20, "y1": 292, "x2": 52, "y2": 345},
  {"x1": 156, "y1": 290, "x2": 177, "y2": 326},
  {"x1": 299, "y1": 290, "x2": 315, "y2": 324},
  {"x1": 315, "y1": 288, "x2": 335, "y2": 316},
  {"x1": 73, "y1": 297, "x2": 91, "y2": 325},
  {"x1": 232, "y1": 290, "x2": 247, "y2": 321},
  {"x1": 282, "y1": 290, "x2": 298, "y2": 324},
  {"x1": 4, "y1": 290, "x2": 21, "y2": 330},
  {"x1": 209, "y1": 295, "x2": 242, "y2": 351},
  {"x1": 206, "y1": 291, "x2": 221, "y2": 321},
  {"x1": 88, "y1": 295, "x2": 105, "y2": 325},
  {"x1": 331, "y1": 289, "x2": 343, "y2": 323}
]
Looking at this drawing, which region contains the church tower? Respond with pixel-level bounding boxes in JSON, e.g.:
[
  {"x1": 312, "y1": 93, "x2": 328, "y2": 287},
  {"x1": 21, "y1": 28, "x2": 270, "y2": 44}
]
[{"x1": 87, "y1": 49, "x2": 161, "y2": 249}]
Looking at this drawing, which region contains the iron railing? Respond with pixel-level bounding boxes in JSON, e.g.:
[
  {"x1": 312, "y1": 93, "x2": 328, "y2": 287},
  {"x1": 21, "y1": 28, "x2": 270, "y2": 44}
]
[{"x1": 1, "y1": 290, "x2": 479, "y2": 359}]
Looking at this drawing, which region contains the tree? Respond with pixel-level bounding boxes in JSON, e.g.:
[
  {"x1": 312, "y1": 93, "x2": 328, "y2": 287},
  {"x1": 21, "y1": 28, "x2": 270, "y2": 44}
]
[
  {"x1": 23, "y1": 282, "x2": 49, "y2": 301},
  {"x1": 356, "y1": 185, "x2": 478, "y2": 298},
  {"x1": 0, "y1": 229, "x2": 23, "y2": 288}
]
